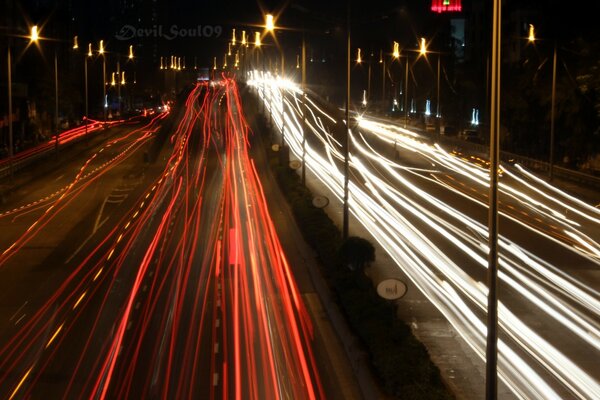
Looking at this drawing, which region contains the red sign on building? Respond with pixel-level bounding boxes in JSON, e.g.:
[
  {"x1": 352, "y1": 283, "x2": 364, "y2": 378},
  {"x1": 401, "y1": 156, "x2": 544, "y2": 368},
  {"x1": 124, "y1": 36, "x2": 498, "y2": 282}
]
[{"x1": 431, "y1": 0, "x2": 462, "y2": 13}]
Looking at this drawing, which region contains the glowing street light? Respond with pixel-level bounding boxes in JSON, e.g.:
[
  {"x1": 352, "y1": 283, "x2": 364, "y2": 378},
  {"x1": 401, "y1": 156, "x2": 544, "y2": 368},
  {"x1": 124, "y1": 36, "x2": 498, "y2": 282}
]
[
  {"x1": 128, "y1": 45, "x2": 134, "y2": 59},
  {"x1": 160, "y1": 56, "x2": 164, "y2": 69},
  {"x1": 232, "y1": 28, "x2": 236, "y2": 45},
  {"x1": 392, "y1": 41, "x2": 400, "y2": 59},
  {"x1": 87, "y1": 43, "x2": 93, "y2": 57},
  {"x1": 111, "y1": 72, "x2": 116, "y2": 86},
  {"x1": 241, "y1": 30, "x2": 247, "y2": 46},
  {"x1": 379, "y1": 49, "x2": 383, "y2": 63},
  {"x1": 265, "y1": 14, "x2": 275, "y2": 32},
  {"x1": 254, "y1": 32, "x2": 261, "y2": 47},
  {"x1": 99, "y1": 39, "x2": 104, "y2": 55},
  {"x1": 296, "y1": 54, "x2": 300, "y2": 69},
  {"x1": 419, "y1": 37, "x2": 427, "y2": 56},
  {"x1": 528, "y1": 24, "x2": 535, "y2": 42},
  {"x1": 213, "y1": 56, "x2": 217, "y2": 70},
  {"x1": 73, "y1": 35, "x2": 79, "y2": 49},
  {"x1": 356, "y1": 48, "x2": 362, "y2": 64},
  {"x1": 121, "y1": 71, "x2": 126, "y2": 85},
  {"x1": 228, "y1": 42, "x2": 232, "y2": 56},
  {"x1": 30, "y1": 25, "x2": 39, "y2": 42},
  {"x1": 223, "y1": 53, "x2": 227, "y2": 69}
]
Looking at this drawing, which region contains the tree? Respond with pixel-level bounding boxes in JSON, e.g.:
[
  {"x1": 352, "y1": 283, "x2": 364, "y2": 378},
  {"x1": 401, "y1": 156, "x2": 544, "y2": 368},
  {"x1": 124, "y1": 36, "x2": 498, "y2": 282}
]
[{"x1": 338, "y1": 236, "x2": 375, "y2": 272}]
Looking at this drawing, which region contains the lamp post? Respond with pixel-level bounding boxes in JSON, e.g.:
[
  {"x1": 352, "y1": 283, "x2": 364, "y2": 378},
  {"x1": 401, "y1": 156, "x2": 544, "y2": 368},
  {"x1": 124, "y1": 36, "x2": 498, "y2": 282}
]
[
  {"x1": 529, "y1": 25, "x2": 558, "y2": 180},
  {"x1": 301, "y1": 33, "x2": 307, "y2": 185},
  {"x1": 380, "y1": 50, "x2": 385, "y2": 104},
  {"x1": 7, "y1": 44, "x2": 13, "y2": 179},
  {"x1": 486, "y1": 0, "x2": 502, "y2": 397},
  {"x1": 343, "y1": 4, "x2": 351, "y2": 240},
  {"x1": 54, "y1": 51, "x2": 59, "y2": 154},
  {"x1": 6, "y1": 26, "x2": 39, "y2": 177},
  {"x1": 99, "y1": 40, "x2": 107, "y2": 125},
  {"x1": 404, "y1": 55, "x2": 409, "y2": 128},
  {"x1": 436, "y1": 53, "x2": 441, "y2": 134},
  {"x1": 549, "y1": 42, "x2": 557, "y2": 180}
]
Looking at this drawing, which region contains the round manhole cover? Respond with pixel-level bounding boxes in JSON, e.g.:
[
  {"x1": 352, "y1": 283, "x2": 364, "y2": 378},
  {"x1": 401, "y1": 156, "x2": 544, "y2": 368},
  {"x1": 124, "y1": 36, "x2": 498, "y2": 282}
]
[
  {"x1": 376, "y1": 279, "x2": 407, "y2": 300},
  {"x1": 289, "y1": 160, "x2": 301, "y2": 170},
  {"x1": 312, "y1": 196, "x2": 329, "y2": 209}
]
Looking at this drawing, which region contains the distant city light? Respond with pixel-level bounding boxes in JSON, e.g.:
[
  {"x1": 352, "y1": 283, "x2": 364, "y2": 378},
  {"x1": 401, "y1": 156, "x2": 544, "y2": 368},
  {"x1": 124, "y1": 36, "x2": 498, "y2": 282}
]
[
  {"x1": 362, "y1": 90, "x2": 367, "y2": 107},
  {"x1": 425, "y1": 99, "x2": 431, "y2": 116},
  {"x1": 471, "y1": 108, "x2": 480, "y2": 126}
]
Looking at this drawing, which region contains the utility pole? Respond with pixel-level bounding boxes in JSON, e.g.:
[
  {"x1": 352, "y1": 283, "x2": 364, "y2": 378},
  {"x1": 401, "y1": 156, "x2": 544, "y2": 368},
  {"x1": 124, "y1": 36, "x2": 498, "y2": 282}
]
[
  {"x1": 7, "y1": 45, "x2": 14, "y2": 179},
  {"x1": 404, "y1": 57, "x2": 408, "y2": 128},
  {"x1": 486, "y1": 0, "x2": 502, "y2": 398},
  {"x1": 54, "y1": 52, "x2": 59, "y2": 154},
  {"x1": 549, "y1": 42, "x2": 557, "y2": 180},
  {"x1": 301, "y1": 33, "x2": 307, "y2": 185},
  {"x1": 343, "y1": 3, "x2": 351, "y2": 240}
]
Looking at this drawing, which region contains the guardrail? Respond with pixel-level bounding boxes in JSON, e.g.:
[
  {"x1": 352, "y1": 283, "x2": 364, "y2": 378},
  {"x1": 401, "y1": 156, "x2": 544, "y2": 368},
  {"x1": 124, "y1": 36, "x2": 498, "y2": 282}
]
[
  {"x1": 0, "y1": 119, "x2": 127, "y2": 182},
  {"x1": 435, "y1": 134, "x2": 600, "y2": 189}
]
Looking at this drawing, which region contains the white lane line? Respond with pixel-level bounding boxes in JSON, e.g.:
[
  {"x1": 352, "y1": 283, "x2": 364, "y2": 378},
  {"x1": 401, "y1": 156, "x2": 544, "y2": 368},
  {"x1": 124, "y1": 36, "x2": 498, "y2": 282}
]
[{"x1": 9, "y1": 301, "x2": 28, "y2": 321}]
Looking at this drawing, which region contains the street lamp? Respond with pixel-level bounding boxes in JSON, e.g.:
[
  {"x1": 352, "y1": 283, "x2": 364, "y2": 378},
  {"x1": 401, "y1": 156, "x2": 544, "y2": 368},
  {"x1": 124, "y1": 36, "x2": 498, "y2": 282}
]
[
  {"x1": 526, "y1": 24, "x2": 557, "y2": 180},
  {"x1": 128, "y1": 45, "x2": 134, "y2": 60},
  {"x1": 356, "y1": 48, "x2": 362, "y2": 64},
  {"x1": 99, "y1": 40, "x2": 107, "y2": 124},
  {"x1": 265, "y1": 14, "x2": 275, "y2": 32},
  {"x1": 26, "y1": 25, "x2": 60, "y2": 154},
  {"x1": 419, "y1": 37, "x2": 427, "y2": 56},
  {"x1": 528, "y1": 24, "x2": 536, "y2": 43},
  {"x1": 254, "y1": 31, "x2": 261, "y2": 47}
]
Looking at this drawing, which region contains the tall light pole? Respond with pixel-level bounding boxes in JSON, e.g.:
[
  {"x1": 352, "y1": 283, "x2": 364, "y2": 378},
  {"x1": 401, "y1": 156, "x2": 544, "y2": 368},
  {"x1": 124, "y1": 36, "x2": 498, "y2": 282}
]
[
  {"x1": 404, "y1": 56, "x2": 408, "y2": 128},
  {"x1": 99, "y1": 40, "x2": 107, "y2": 124},
  {"x1": 368, "y1": 52, "x2": 373, "y2": 104},
  {"x1": 436, "y1": 53, "x2": 441, "y2": 134},
  {"x1": 380, "y1": 50, "x2": 385, "y2": 104},
  {"x1": 549, "y1": 42, "x2": 557, "y2": 180},
  {"x1": 6, "y1": 25, "x2": 38, "y2": 178},
  {"x1": 301, "y1": 33, "x2": 307, "y2": 185},
  {"x1": 486, "y1": 0, "x2": 502, "y2": 397},
  {"x1": 343, "y1": 4, "x2": 351, "y2": 240},
  {"x1": 7, "y1": 45, "x2": 13, "y2": 179},
  {"x1": 85, "y1": 44, "x2": 91, "y2": 123},
  {"x1": 54, "y1": 51, "x2": 59, "y2": 154}
]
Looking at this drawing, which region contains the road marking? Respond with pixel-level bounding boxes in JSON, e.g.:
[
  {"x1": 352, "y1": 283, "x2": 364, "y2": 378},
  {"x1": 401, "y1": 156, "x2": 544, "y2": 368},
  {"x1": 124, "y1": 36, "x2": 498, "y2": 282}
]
[
  {"x1": 45, "y1": 323, "x2": 64, "y2": 348},
  {"x1": 9, "y1": 301, "x2": 28, "y2": 321},
  {"x1": 9, "y1": 365, "x2": 33, "y2": 400},
  {"x1": 14, "y1": 314, "x2": 26, "y2": 325}
]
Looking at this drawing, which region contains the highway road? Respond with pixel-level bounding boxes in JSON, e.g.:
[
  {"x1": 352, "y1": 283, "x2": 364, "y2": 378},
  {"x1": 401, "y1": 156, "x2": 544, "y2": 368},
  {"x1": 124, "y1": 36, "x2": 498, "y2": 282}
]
[
  {"x1": 249, "y1": 71, "x2": 600, "y2": 399},
  {"x1": 0, "y1": 79, "x2": 329, "y2": 399}
]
